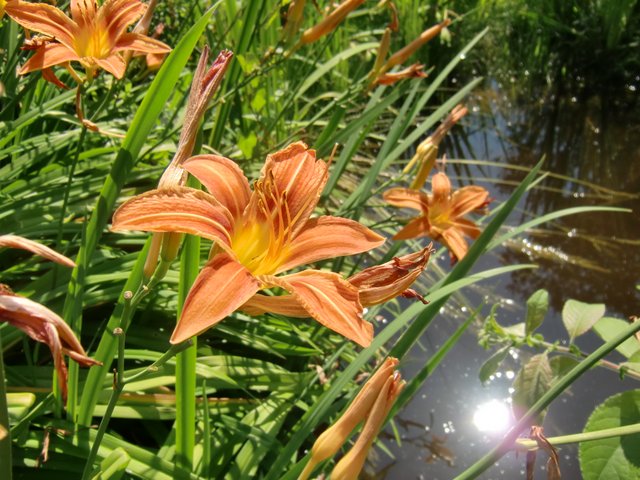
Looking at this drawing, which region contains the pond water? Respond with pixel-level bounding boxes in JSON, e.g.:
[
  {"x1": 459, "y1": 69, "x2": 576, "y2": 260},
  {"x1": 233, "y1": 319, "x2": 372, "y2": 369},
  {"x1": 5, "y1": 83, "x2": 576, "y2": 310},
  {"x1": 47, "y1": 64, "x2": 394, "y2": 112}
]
[{"x1": 375, "y1": 71, "x2": 640, "y2": 479}]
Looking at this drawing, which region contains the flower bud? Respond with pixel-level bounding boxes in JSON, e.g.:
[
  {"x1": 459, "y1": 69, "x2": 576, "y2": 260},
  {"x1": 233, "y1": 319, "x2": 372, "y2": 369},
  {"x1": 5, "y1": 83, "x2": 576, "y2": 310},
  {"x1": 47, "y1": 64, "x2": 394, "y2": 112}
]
[{"x1": 300, "y1": 0, "x2": 366, "y2": 44}]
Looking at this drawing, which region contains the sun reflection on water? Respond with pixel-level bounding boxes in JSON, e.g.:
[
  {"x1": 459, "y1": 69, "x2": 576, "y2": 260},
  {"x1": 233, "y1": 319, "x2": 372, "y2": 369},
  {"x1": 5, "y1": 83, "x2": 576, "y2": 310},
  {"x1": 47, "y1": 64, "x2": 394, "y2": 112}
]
[{"x1": 472, "y1": 399, "x2": 513, "y2": 433}]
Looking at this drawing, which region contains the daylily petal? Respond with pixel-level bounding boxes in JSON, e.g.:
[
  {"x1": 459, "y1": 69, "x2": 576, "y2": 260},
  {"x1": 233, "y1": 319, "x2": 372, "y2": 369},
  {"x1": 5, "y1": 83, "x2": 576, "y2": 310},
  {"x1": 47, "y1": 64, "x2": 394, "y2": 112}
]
[
  {"x1": 183, "y1": 154, "x2": 252, "y2": 220},
  {"x1": 262, "y1": 270, "x2": 372, "y2": 347},
  {"x1": 19, "y1": 43, "x2": 80, "y2": 75},
  {"x1": 278, "y1": 216, "x2": 385, "y2": 273},
  {"x1": 114, "y1": 32, "x2": 171, "y2": 54},
  {"x1": 383, "y1": 187, "x2": 428, "y2": 212},
  {"x1": 241, "y1": 293, "x2": 307, "y2": 317},
  {"x1": 348, "y1": 247, "x2": 431, "y2": 305},
  {"x1": 441, "y1": 227, "x2": 469, "y2": 261},
  {"x1": 392, "y1": 215, "x2": 431, "y2": 240},
  {"x1": 431, "y1": 172, "x2": 452, "y2": 204},
  {"x1": 95, "y1": 54, "x2": 127, "y2": 78},
  {"x1": 111, "y1": 187, "x2": 234, "y2": 250},
  {"x1": 70, "y1": 0, "x2": 97, "y2": 25},
  {"x1": 102, "y1": 0, "x2": 147, "y2": 39},
  {"x1": 450, "y1": 186, "x2": 489, "y2": 217},
  {"x1": 6, "y1": 2, "x2": 77, "y2": 50},
  {"x1": 259, "y1": 141, "x2": 328, "y2": 235},
  {"x1": 453, "y1": 218, "x2": 481, "y2": 239},
  {"x1": 0, "y1": 234, "x2": 75, "y2": 267},
  {"x1": 170, "y1": 253, "x2": 260, "y2": 343}
]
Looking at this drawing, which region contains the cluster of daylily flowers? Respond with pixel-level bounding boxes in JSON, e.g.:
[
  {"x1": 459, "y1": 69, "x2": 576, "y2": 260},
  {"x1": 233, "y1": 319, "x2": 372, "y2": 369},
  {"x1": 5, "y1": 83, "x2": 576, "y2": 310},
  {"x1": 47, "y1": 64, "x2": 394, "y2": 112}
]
[{"x1": 0, "y1": 1, "x2": 493, "y2": 476}]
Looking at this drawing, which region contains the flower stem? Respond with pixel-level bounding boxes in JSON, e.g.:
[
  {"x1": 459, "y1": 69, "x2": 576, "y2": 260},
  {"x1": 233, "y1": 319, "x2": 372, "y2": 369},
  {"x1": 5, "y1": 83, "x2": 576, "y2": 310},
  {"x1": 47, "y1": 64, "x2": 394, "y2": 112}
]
[
  {"x1": 515, "y1": 423, "x2": 640, "y2": 450},
  {"x1": 454, "y1": 319, "x2": 640, "y2": 480},
  {"x1": 175, "y1": 232, "x2": 200, "y2": 474}
]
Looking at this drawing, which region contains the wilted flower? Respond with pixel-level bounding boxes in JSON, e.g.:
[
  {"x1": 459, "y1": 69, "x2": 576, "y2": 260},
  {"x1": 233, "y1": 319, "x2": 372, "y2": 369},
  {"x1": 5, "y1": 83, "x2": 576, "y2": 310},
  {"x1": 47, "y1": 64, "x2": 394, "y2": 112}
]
[
  {"x1": 0, "y1": 235, "x2": 99, "y2": 401},
  {"x1": 404, "y1": 104, "x2": 468, "y2": 189},
  {"x1": 299, "y1": 357, "x2": 405, "y2": 480},
  {"x1": 300, "y1": 0, "x2": 366, "y2": 44},
  {"x1": 241, "y1": 246, "x2": 431, "y2": 316},
  {"x1": 0, "y1": 234, "x2": 75, "y2": 267},
  {"x1": 8, "y1": 0, "x2": 171, "y2": 81},
  {"x1": 0, "y1": 287, "x2": 101, "y2": 401},
  {"x1": 374, "y1": 62, "x2": 427, "y2": 85},
  {"x1": 384, "y1": 172, "x2": 490, "y2": 262},
  {"x1": 112, "y1": 142, "x2": 385, "y2": 346}
]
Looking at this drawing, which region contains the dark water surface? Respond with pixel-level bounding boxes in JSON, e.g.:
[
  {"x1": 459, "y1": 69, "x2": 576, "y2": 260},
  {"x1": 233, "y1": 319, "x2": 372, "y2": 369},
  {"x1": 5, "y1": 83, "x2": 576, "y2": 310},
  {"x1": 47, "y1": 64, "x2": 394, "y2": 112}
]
[{"x1": 375, "y1": 75, "x2": 640, "y2": 479}]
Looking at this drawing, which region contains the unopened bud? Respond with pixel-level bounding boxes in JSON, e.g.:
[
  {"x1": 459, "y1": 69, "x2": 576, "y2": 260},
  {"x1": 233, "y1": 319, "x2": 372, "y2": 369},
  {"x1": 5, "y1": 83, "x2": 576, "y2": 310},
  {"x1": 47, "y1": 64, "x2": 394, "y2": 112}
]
[
  {"x1": 300, "y1": 0, "x2": 366, "y2": 44},
  {"x1": 143, "y1": 233, "x2": 163, "y2": 280},
  {"x1": 160, "y1": 232, "x2": 183, "y2": 263},
  {"x1": 382, "y1": 19, "x2": 451, "y2": 71}
]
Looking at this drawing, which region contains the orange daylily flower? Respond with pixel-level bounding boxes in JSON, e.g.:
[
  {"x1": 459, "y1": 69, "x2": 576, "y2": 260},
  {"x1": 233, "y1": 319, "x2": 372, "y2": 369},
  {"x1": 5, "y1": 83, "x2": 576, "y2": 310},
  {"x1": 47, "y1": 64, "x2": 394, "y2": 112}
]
[
  {"x1": 384, "y1": 172, "x2": 490, "y2": 262},
  {"x1": 404, "y1": 104, "x2": 468, "y2": 190},
  {"x1": 299, "y1": 357, "x2": 404, "y2": 480},
  {"x1": 0, "y1": 235, "x2": 99, "y2": 401},
  {"x1": 300, "y1": 0, "x2": 366, "y2": 44},
  {"x1": 111, "y1": 142, "x2": 385, "y2": 346},
  {"x1": 7, "y1": 0, "x2": 171, "y2": 80},
  {"x1": 241, "y1": 246, "x2": 431, "y2": 317}
]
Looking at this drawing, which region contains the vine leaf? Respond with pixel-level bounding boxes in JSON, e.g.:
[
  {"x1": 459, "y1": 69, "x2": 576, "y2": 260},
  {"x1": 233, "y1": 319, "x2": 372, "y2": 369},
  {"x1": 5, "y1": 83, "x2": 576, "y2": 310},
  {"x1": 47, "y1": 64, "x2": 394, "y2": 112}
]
[
  {"x1": 525, "y1": 289, "x2": 549, "y2": 336},
  {"x1": 479, "y1": 344, "x2": 511, "y2": 383},
  {"x1": 562, "y1": 300, "x2": 605, "y2": 342},
  {"x1": 579, "y1": 390, "x2": 640, "y2": 480},
  {"x1": 593, "y1": 317, "x2": 640, "y2": 359},
  {"x1": 512, "y1": 353, "x2": 553, "y2": 425}
]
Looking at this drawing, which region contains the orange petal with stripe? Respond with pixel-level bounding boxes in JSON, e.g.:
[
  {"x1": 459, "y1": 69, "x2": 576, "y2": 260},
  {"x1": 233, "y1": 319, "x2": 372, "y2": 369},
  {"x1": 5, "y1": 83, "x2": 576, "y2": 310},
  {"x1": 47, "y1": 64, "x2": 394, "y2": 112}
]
[
  {"x1": 95, "y1": 54, "x2": 127, "y2": 79},
  {"x1": 383, "y1": 188, "x2": 428, "y2": 212},
  {"x1": 241, "y1": 293, "x2": 307, "y2": 317},
  {"x1": 171, "y1": 253, "x2": 260, "y2": 343},
  {"x1": 183, "y1": 154, "x2": 252, "y2": 220},
  {"x1": 6, "y1": 2, "x2": 76, "y2": 49},
  {"x1": 392, "y1": 215, "x2": 431, "y2": 241},
  {"x1": 111, "y1": 187, "x2": 234, "y2": 250},
  {"x1": 19, "y1": 43, "x2": 80, "y2": 75},
  {"x1": 451, "y1": 186, "x2": 490, "y2": 217},
  {"x1": 114, "y1": 32, "x2": 172, "y2": 54},
  {"x1": 278, "y1": 216, "x2": 385, "y2": 273},
  {"x1": 262, "y1": 270, "x2": 372, "y2": 347},
  {"x1": 260, "y1": 141, "x2": 328, "y2": 235}
]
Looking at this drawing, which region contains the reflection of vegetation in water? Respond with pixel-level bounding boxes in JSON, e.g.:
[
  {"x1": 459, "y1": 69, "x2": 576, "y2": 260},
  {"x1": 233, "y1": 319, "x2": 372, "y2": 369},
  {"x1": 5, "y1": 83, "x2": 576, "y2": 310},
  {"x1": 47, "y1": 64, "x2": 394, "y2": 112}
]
[{"x1": 441, "y1": 68, "x2": 640, "y2": 317}]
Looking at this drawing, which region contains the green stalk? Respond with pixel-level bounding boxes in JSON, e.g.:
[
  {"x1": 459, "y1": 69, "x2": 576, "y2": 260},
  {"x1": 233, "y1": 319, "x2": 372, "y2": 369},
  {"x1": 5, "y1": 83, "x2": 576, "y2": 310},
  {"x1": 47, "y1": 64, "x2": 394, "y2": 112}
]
[
  {"x1": 455, "y1": 320, "x2": 640, "y2": 480},
  {"x1": 175, "y1": 231, "x2": 200, "y2": 474},
  {"x1": 0, "y1": 333, "x2": 12, "y2": 480},
  {"x1": 515, "y1": 423, "x2": 640, "y2": 450}
]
